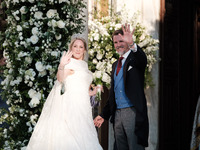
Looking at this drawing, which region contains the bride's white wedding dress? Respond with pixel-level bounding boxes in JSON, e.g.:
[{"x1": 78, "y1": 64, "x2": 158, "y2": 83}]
[{"x1": 26, "y1": 58, "x2": 103, "y2": 150}]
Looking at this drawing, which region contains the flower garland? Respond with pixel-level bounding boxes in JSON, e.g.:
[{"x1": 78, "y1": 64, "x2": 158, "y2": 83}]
[
  {"x1": 88, "y1": 12, "x2": 159, "y2": 97},
  {"x1": 0, "y1": 0, "x2": 86, "y2": 149}
]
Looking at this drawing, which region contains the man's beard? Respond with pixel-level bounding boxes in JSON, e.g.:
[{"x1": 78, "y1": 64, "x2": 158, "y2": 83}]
[{"x1": 116, "y1": 46, "x2": 128, "y2": 56}]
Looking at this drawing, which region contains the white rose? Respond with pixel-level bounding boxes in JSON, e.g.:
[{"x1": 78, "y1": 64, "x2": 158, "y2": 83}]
[
  {"x1": 51, "y1": 19, "x2": 57, "y2": 27},
  {"x1": 94, "y1": 34, "x2": 99, "y2": 41},
  {"x1": 59, "y1": 0, "x2": 68, "y2": 3},
  {"x1": 13, "y1": 0, "x2": 19, "y2": 4},
  {"x1": 46, "y1": 65, "x2": 52, "y2": 70},
  {"x1": 34, "y1": 11, "x2": 43, "y2": 20},
  {"x1": 3, "y1": 41, "x2": 8, "y2": 47},
  {"x1": 20, "y1": 6, "x2": 26, "y2": 14},
  {"x1": 29, "y1": 97, "x2": 40, "y2": 108},
  {"x1": 28, "y1": 81, "x2": 33, "y2": 87},
  {"x1": 92, "y1": 59, "x2": 98, "y2": 64},
  {"x1": 89, "y1": 49, "x2": 94, "y2": 55},
  {"x1": 102, "y1": 72, "x2": 111, "y2": 84},
  {"x1": 47, "y1": 21, "x2": 52, "y2": 27},
  {"x1": 115, "y1": 23, "x2": 121, "y2": 30},
  {"x1": 96, "y1": 53, "x2": 103, "y2": 60},
  {"x1": 96, "y1": 61, "x2": 105, "y2": 70},
  {"x1": 39, "y1": 70, "x2": 47, "y2": 77},
  {"x1": 51, "y1": 51, "x2": 58, "y2": 57},
  {"x1": 57, "y1": 20, "x2": 65, "y2": 28},
  {"x1": 28, "y1": 126, "x2": 33, "y2": 132},
  {"x1": 21, "y1": 147, "x2": 27, "y2": 150},
  {"x1": 46, "y1": 9, "x2": 57, "y2": 18},
  {"x1": 55, "y1": 34, "x2": 62, "y2": 40},
  {"x1": 28, "y1": 0, "x2": 34, "y2": 3},
  {"x1": 111, "y1": 58, "x2": 117, "y2": 64},
  {"x1": 17, "y1": 25, "x2": 22, "y2": 31},
  {"x1": 25, "y1": 57, "x2": 33, "y2": 64},
  {"x1": 28, "y1": 89, "x2": 36, "y2": 98},
  {"x1": 30, "y1": 35, "x2": 39, "y2": 44},
  {"x1": 31, "y1": 27, "x2": 39, "y2": 35},
  {"x1": 6, "y1": 61, "x2": 11, "y2": 68},
  {"x1": 35, "y1": 61, "x2": 45, "y2": 72},
  {"x1": 94, "y1": 71, "x2": 102, "y2": 79}
]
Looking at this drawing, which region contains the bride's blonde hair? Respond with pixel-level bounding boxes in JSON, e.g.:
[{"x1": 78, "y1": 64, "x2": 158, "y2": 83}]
[{"x1": 69, "y1": 37, "x2": 87, "y2": 60}]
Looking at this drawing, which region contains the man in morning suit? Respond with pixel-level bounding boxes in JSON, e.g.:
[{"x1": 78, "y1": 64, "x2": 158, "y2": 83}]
[{"x1": 94, "y1": 23, "x2": 149, "y2": 150}]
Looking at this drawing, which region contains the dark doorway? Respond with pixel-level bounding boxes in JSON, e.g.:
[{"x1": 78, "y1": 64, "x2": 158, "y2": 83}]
[{"x1": 159, "y1": 0, "x2": 200, "y2": 149}]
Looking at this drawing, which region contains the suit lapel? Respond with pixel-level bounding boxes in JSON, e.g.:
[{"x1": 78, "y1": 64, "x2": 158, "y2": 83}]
[{"x1": 123, "y1": 51, "x2": 133, "y2": 82}]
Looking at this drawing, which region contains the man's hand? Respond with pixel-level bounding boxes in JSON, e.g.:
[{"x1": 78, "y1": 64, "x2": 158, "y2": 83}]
[
  {"x1": 119, "y1": 23, "x2": 135, "y2": 45},
  {"x1": 94, "y1": 115, "x2": 104, "y2": 128}
]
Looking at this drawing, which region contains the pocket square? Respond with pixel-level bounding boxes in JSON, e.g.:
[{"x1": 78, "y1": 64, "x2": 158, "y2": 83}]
[{"x1": 128, "y1": 66, "x2": 133, "y2": 71}]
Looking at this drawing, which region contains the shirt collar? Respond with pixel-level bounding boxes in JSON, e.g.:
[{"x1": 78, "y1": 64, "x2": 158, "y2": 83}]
[
  {"x1": 121, "y1": 50, "x2": 131, "y2": 60},
  {"x1": 120, "y1": 50, "x2": 131, "y2": 65}
]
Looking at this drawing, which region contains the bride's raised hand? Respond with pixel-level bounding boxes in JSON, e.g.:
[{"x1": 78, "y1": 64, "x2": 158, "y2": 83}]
[{"x1": 59, "y1": 51, "x2": 73, "y2": 67}]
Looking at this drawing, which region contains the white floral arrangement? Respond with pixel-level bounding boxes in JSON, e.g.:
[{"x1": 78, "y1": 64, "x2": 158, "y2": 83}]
[
  {"x1": 0, "y1": 0, "x2": 86, "y2": 149},
  {"x1": 88, "y1": 12, "x2": 159, "y2": 100}
]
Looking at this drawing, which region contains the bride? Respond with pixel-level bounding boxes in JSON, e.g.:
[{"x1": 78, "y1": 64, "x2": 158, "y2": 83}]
[{"x1": 26, "y1": 37, "x2": 103, "y2": 150}]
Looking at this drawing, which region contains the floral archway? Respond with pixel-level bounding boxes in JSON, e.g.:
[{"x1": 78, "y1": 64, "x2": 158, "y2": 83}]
[{"x1": 0, "y1": 0, "x2": 86, "y2": 149}]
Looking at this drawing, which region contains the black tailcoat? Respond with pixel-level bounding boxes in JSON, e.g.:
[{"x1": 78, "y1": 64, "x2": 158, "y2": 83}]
[{"x1": 100, "y1": 47, "x2": 149, "y2": 147}]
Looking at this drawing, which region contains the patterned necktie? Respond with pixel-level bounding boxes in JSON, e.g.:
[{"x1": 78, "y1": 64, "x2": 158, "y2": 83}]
[{"x1": 116, "y1": 57, "x2": 124, "y2": 75}]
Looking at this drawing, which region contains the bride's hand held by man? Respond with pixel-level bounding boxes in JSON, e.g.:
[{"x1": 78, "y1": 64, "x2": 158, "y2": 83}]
[{"x1": 94, "y1": 115, "x2": 104, "y2": 128}]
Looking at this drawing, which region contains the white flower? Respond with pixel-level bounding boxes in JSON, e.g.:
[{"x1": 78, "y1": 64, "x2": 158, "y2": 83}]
[
  {"x1": 46, "y1": 9, "x2": 57, "y2": 18},
  {"x1": 25, "y1": 57, "x2": 33, "y2": 64},
  {"x1": 96, "y1": 61, "x2": 106, "y2": 71},
  {"x1": 94, "y1": 71, "x2": 102, "y2": 79},
  {"x1": 89, "y1": 49, "x2": 94, "y2": 55},
  {"x1": 13, "y1": 0, "x2": 19, "y2": 4},
  {"x1": 51, "y1": 51, "x2": 58, "y2": 57},
  {"x1": 28, "y1": 81, "x2": 33, "y2": 87},
  {"x1": 28, "y1": 89, "x2": 36, "y2": 98},
  {"x1": 17, "y1": 25, "x2": 22, "y2": 31},
  {"x1": 29, "y1": 97, "x2": 40, "y2": 108},
  {"x1": 92, "y1": 59, "x2": 98, "y2": 64},
  {"x1": 3, "y1": 41, "x2": 8, "y2": 47},
  {"x1": 6, "y1": 61, "x2": 11, "y2": 68},
  {"x1": 28, "y1": 0, "x2": 34, "y2": 3},
  {"x1": 115, "y1": 23, "x2": 121, "y2": 30},
  {"x1": 25, "y1": 69, "x2": 36, "y2": 79},
  {"x1": 46, "y1": 65, "x2": 52, "y2": 70},
  {"x1": 18, "y1": 51, "x2": 28, "y2": 57},
  {"x1": 34, "y1": 11, "x2": 43, "y2": 20},
  {"x1": 94, "y1": 33, "x2": 99, "y2": 41},
  {"x1": 20, "y1": 6, "x2": 27, "y2": 14},
  {"x1": 57, "y1": 20, "x2": 65, "y2": 28},
  {"x1": 21, "y1": 146, "x2": 27, "y2": 150},
  {"x1": 96, "y1": 52, "x2": 103, "y2": 60},
  {"x1": 59, "y1": 0, "x2": 69, "y2": 3},
  {"x1": 47, "y1": 21, "x2": 52, "y2": 27},
  {"x1": 55, "y1": 34, "x2": 62, "y2": 40},
  {"x1": 102, "y1": 72, "x2": 111, "y2": 84},
  {"x1": 51, "y1": 19, "x2": 57, "y2": 27},
  {"x1": 31, "y1": 27, "x2": 39, "y2": 35},
  {"x1": 28, "y1": 126, "x2": 33, "y2": 132},
  {"x1": 30, "y1": 35, "x2": 39, "y2": 44},
  {"x1": 35, "y1": 61, "x2": 45, "y2": 72},
  {"x1": 39, "y1": 70, "x2": 47, "y2": 77}
]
